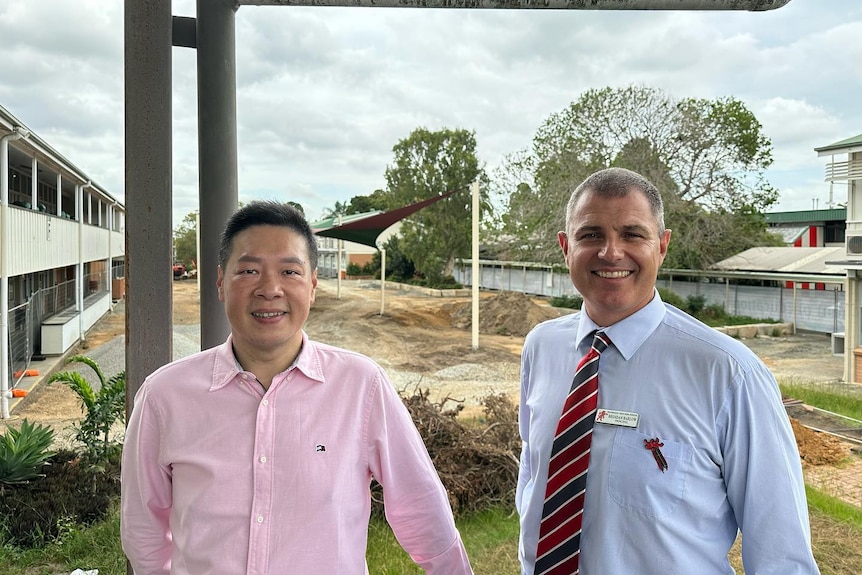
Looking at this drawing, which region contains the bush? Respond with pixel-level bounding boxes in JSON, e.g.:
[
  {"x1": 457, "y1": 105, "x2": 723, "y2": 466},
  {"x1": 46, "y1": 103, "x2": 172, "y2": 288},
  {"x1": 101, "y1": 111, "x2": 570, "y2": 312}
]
[
  {"x1": 375, "y1": 236, "x2": 415, "y2": 282},
  {"x1": 0, "y1": 419, "x2": 55, "y2": 485},
  {"x1": 549, "y1": 294, "x2": 583, "y2": 309},
  {"x1": 658, "y1": 287, "x2": 687, "y2": 310},
  {"x1": 47, "y1": 355, "x2": 126, "y2": 465},
  {"x1": 346, "y1": 262, "x2": 363, "y2": 276},
  {"x1": 0, "y1": 449, "x2": 120, "y2": 548},
  {"x1": 686, "y1": 294, "x2": 707, "y2": 315}
]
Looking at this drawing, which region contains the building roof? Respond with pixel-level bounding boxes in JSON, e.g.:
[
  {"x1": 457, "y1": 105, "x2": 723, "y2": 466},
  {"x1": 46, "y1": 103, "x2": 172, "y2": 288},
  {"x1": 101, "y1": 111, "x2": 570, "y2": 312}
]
[
  {"x1": 814, "y1": 133, "x2": 862, "y2": 155},
  {"x1": 766, "y1": 208, "x2": 846, "y2": 224},
  {"x1": 711, "y1": 246, "x2": 846, "y2": 276},
  {"x1": 772, "y1": 226, "x2": 808, "y2": 244}
]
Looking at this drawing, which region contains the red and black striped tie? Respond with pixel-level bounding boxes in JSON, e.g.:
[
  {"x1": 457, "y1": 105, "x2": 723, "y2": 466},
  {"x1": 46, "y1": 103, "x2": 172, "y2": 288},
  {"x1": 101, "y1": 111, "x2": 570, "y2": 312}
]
[{"x1": 535, "y1": 331, "x2": 610, "y2": 575}]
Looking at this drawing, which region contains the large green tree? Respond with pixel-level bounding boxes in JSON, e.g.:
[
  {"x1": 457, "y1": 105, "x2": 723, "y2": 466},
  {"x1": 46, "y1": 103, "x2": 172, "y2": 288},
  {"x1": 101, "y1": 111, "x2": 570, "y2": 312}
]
[
  {"x1": 383, "y1": 127, "x2": 489, "y2": 283},
  {"x1": 321, "y1": 190, "x2": 388, "y2": 219},
  {"x1": 492, "y1": 85, "x2": 780, "y2": 268},
  {"x1": 173, "y1": 211, "x2": 198, "y2": 269}
]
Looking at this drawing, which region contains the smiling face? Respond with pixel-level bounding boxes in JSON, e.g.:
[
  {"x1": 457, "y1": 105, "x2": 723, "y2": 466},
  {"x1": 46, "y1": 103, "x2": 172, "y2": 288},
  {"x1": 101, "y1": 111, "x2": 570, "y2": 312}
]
[
  {"x1": 559, "y1": 188, "x2": 671, "y2": 327},
  {"x1": 217, "y1": 224, "x2": 317, "y2": 368}
]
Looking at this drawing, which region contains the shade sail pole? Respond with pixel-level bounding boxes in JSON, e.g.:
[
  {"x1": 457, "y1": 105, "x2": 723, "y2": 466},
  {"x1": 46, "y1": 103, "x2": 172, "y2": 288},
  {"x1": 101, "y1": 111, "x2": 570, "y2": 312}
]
[
  {"x1": 471, "y1": 180, "x2": 480, "y2": 350},
  {"x1": 380, "y1": 248, "x2": 386, "y2": 316}
]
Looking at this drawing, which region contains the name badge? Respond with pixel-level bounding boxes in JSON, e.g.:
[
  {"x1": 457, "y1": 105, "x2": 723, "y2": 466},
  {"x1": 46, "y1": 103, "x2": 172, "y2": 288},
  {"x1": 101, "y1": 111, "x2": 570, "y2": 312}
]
[{"x1": 595, "y1": 408, "x2": 639, "y2": 428}]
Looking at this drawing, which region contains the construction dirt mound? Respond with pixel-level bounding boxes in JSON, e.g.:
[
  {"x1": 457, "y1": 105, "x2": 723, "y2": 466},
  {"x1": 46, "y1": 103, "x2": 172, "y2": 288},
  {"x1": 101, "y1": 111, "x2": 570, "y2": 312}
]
[
  {"x1": 790, "y1": 418, "x2": 852, "y2": 467},
  {"x1": 448, "y1": 291, "x2": 562, "y2": 337}
]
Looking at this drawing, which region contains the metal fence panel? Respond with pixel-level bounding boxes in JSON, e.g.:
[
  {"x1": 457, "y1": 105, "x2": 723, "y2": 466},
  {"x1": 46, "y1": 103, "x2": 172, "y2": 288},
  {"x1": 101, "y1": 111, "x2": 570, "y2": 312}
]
[{"x1": 454, "y1": 262, "x2": 844, "y2": 335}]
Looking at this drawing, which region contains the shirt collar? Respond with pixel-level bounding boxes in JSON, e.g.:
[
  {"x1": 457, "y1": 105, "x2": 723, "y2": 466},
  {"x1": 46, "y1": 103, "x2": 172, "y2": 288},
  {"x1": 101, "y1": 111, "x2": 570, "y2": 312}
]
[
  {"x1": 210, "y1": 331, "x2": 327, "y2": 391},
  {"x1": 577, "y1": 288, "x2": 666, "y2": 361}
]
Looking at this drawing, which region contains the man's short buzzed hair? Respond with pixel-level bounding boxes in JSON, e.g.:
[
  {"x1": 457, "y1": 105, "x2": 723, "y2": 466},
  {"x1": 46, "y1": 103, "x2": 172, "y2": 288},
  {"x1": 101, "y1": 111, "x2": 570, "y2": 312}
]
[
  {"x1": 218, "y1": 200, "x2": 319, "y2": 271},
  {"x1": 566, "y1": 167, "x2": 665, "y2": 234}
]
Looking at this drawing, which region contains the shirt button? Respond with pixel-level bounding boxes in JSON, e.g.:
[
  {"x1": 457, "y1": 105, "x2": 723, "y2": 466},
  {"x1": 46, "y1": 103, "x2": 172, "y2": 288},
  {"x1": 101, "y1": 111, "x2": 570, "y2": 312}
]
[
  {"x1": 241, "y1": 373, "x2": 248, "y2": 380},
  {"x1": 257, "y1": 515, "x2": 264, "y2": 523},
  {"x1": 262, "y1": 399, "x2": 269, "y2": 406},
  {"x1": 259, "y1": 456, "x2": 267, "y2": 463}
]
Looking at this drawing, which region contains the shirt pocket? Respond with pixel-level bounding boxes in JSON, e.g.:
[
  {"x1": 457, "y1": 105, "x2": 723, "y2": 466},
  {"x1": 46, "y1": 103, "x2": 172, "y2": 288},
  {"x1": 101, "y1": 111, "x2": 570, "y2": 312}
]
[{"x1": 607, "y1": 428, "x2": 693, "y2": 518}]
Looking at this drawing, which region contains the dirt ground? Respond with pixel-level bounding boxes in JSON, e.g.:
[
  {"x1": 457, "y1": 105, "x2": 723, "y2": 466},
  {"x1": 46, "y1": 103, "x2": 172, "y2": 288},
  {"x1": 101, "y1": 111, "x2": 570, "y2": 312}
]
[{"x1": 7, "y1": 279, "x2": 859, "y2": 482}]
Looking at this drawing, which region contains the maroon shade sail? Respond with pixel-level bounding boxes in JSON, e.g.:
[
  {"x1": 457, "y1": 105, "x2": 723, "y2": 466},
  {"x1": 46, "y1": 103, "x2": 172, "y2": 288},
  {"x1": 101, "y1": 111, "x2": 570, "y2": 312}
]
[{"x1": 312, "y1": 188, "x2": 463, "y2": 248}]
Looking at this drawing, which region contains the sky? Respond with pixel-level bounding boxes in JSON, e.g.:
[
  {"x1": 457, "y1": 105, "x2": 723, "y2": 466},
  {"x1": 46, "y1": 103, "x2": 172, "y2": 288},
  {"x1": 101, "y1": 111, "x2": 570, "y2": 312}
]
[{"x1": 1, "y1": 0, "x2": 860, "y2": 228}]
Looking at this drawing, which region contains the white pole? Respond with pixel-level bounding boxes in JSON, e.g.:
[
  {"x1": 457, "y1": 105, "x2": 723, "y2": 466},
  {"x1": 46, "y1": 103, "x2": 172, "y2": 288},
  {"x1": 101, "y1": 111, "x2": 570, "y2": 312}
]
[
  {"x1": 337, "y1": 214, "x2": 343, "y2": 300},
  {"x1": 471, "y1": 181, "x2": 480, "y2": 350},
  {"x1": 380, "y1": 248, "x2": 386, "y2": 316}
]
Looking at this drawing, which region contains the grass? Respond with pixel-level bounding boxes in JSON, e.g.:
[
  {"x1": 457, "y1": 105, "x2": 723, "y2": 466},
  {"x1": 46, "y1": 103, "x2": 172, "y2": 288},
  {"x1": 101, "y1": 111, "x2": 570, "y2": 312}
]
[
  {"x1": 0, "y1": 501, "x2": 126, "y2": 575},
  {"x1": 367, "y1": 507, "x2": 520, "y2": 574},
  {"x1": 780, "y1": 382, "x2": 862, "y2": 421},
  {"x1": 8, "y1": 496, "x2": 862, "y2": 575},
  {"x1": 0, "y1": 506, "x2": 521, "y2": 575},
  {"x1": 808, "y1": 485, "x2": 862, "y2": 530}
]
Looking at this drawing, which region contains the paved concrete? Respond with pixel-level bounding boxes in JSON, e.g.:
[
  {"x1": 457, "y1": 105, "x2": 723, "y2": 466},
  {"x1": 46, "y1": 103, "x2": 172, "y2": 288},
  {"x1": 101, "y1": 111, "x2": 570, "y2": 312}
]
[{"x1": 6, "y1": 298, "x2": 202, "y2": 416}]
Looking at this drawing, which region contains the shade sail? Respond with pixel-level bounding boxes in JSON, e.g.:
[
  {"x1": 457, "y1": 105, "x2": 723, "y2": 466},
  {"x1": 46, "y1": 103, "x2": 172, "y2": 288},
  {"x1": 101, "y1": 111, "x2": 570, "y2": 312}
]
[{"x1": 312, "y1": 188, "x2": 463, "y2": 248}]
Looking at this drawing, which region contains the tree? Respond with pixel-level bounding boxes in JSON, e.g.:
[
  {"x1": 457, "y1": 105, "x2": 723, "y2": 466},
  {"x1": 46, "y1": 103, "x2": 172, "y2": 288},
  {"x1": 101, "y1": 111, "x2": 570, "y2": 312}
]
[
  {"x1": 492, "y1": 85, "x2": 778, "y2": 268},
  {"x1": 383, "y1": 127, "x2": 490, "y2": 284},
  {"x1": 321, "y1": 191, "x2": 388, "y2": 221},
  {"x1": 346, "y1": 190, "x2": 388, "y2": 215},
  {"x1": 286, "y1": 201, "x2": 305, "y2": 216},
  {"x1": 173, "y1": 211, "x2": 198, "y2": 270}
]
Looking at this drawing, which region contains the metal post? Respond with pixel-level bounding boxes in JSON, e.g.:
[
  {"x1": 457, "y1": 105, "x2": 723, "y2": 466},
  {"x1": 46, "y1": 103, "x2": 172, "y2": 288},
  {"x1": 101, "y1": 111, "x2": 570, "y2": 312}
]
[{"x1": 198, "y1": 0, "x2": 239, "y2": 349}]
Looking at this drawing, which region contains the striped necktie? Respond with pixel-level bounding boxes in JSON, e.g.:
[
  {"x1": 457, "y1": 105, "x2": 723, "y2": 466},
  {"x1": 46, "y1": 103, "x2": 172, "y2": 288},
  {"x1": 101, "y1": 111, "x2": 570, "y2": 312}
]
[{"x1": 535, "y1": 330, "x2": 610, "y2": 575}]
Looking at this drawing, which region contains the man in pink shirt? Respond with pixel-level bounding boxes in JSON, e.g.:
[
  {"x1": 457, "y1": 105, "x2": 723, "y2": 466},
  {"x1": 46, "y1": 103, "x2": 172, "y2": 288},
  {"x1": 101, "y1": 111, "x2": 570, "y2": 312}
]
[{"x1": 121, "y1": 200, "x2": 474, "y2": 574}]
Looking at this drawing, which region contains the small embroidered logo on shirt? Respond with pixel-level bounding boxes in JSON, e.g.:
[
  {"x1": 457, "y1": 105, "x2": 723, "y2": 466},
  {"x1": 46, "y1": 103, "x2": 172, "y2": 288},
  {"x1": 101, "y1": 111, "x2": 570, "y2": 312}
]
[
  {"x1": 644, "y1": 437, "x2": 668, "y2": 472},
  {"x1": 315, "y1": 444, "x2": 326, "y2": 452}
]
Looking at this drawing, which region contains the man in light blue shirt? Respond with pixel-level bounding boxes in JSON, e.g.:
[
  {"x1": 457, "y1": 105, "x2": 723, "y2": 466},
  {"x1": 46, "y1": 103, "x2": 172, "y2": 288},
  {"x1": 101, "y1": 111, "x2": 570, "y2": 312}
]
[{"x1": 516, "y1": 167, "x2": 819, "y2": 574}]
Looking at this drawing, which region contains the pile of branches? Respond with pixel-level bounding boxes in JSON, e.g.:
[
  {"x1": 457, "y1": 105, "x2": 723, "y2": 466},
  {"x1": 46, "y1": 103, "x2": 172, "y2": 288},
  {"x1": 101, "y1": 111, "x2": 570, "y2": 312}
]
[{"x1": 371, "y1": 388, "x2": 521, "y2": 517}]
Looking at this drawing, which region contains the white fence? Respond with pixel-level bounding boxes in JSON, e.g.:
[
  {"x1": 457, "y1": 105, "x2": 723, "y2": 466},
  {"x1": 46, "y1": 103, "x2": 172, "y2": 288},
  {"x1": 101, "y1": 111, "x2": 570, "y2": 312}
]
[{"x1": 452, "y1": 261, "x2": 845, "y2": 335}]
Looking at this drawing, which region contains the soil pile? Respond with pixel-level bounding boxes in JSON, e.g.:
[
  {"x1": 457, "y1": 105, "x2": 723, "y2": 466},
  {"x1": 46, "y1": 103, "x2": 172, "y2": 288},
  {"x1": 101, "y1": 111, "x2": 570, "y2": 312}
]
[
  {"x1": 790, "y1": 417, "x2": 851, "y2": 467},
  {"x1": 448, "y1": 291, "x2": 562, "y2": 337}
]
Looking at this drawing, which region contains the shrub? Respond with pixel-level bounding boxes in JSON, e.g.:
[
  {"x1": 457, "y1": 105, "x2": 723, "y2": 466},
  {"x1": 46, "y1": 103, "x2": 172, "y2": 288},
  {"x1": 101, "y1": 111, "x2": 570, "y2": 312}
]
[
  {"x1": 658, "y1": 287, "x2": 687, "y2": 310},
  {"x1": 47, "y1": 355, "x2": 125, "y2": 465},
  {"x1": 346, "y1": 262, "x2": 362, "y2": 276},
  {"x1": 0, "y1": 419, "x2": 55, "y2": 486},
  {"x1": 697, "y1": 303, "x2": 728, "y2": 322},
  {"x1": 549, "y1": 294, "x2": 583, "y2": 309},
  {"x1": 375, "y1": 236, "x2": 415, "y2": 282},
  {"x1": 686, "y1": 294, "x2": 707, "y2": 315},
  {"x1": 0, "y1": 449, "x2": 120, "y2": 548}
]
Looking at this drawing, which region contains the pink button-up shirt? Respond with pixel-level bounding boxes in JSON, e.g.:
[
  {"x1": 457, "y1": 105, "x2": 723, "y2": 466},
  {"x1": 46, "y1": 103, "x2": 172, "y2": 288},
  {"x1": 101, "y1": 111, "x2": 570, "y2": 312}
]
[{"x1": 121, "y1": 333, "x2": 473, "y2": 574}]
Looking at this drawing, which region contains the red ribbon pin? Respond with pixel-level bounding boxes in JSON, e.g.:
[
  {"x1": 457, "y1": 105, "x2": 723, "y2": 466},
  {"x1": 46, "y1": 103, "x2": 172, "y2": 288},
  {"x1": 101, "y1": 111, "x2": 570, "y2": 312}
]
[{"x1": 644, "y1": 437, "x2": 668, "y2": 473}]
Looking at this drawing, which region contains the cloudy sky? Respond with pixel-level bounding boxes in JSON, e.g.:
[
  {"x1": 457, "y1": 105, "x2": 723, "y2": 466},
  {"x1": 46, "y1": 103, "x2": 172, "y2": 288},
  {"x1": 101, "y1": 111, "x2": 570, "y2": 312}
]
[{"x1": 1, "y1": 0, "x2": 860, "y2": 227}]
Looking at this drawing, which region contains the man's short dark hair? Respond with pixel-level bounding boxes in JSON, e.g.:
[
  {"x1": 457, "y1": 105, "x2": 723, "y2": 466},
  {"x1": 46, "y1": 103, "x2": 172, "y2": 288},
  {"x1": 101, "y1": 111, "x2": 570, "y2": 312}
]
[
  {"x1": 218, "y1": 201, "x2": 319, "y2": 271},
  {"x1": 567, "y1": 167, "x2": 666, "y2": 233}
]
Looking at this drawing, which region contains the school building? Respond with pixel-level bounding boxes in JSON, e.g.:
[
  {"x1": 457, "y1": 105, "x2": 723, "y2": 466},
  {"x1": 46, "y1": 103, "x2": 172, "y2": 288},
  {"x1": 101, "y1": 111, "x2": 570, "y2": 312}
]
[{"x1": 1, "y1": 103, "x2": 124, "y2": 417}]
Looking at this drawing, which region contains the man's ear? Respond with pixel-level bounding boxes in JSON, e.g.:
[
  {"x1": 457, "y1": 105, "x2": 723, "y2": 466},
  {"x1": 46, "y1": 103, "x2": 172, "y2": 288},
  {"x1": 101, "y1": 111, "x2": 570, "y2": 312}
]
[
  {"x1": 217, "y1": 265, "x2": 225, "y2": 302},
  {"x1": 558, "y1": 231, "x2": 569, "y2": 256}
]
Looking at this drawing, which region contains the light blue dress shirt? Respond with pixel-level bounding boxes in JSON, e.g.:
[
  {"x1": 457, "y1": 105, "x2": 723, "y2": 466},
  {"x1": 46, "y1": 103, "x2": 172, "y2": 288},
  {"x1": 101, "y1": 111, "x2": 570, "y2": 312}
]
[{"x1": 516, "y1": 291, "x2": 819, "y2": 574}]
